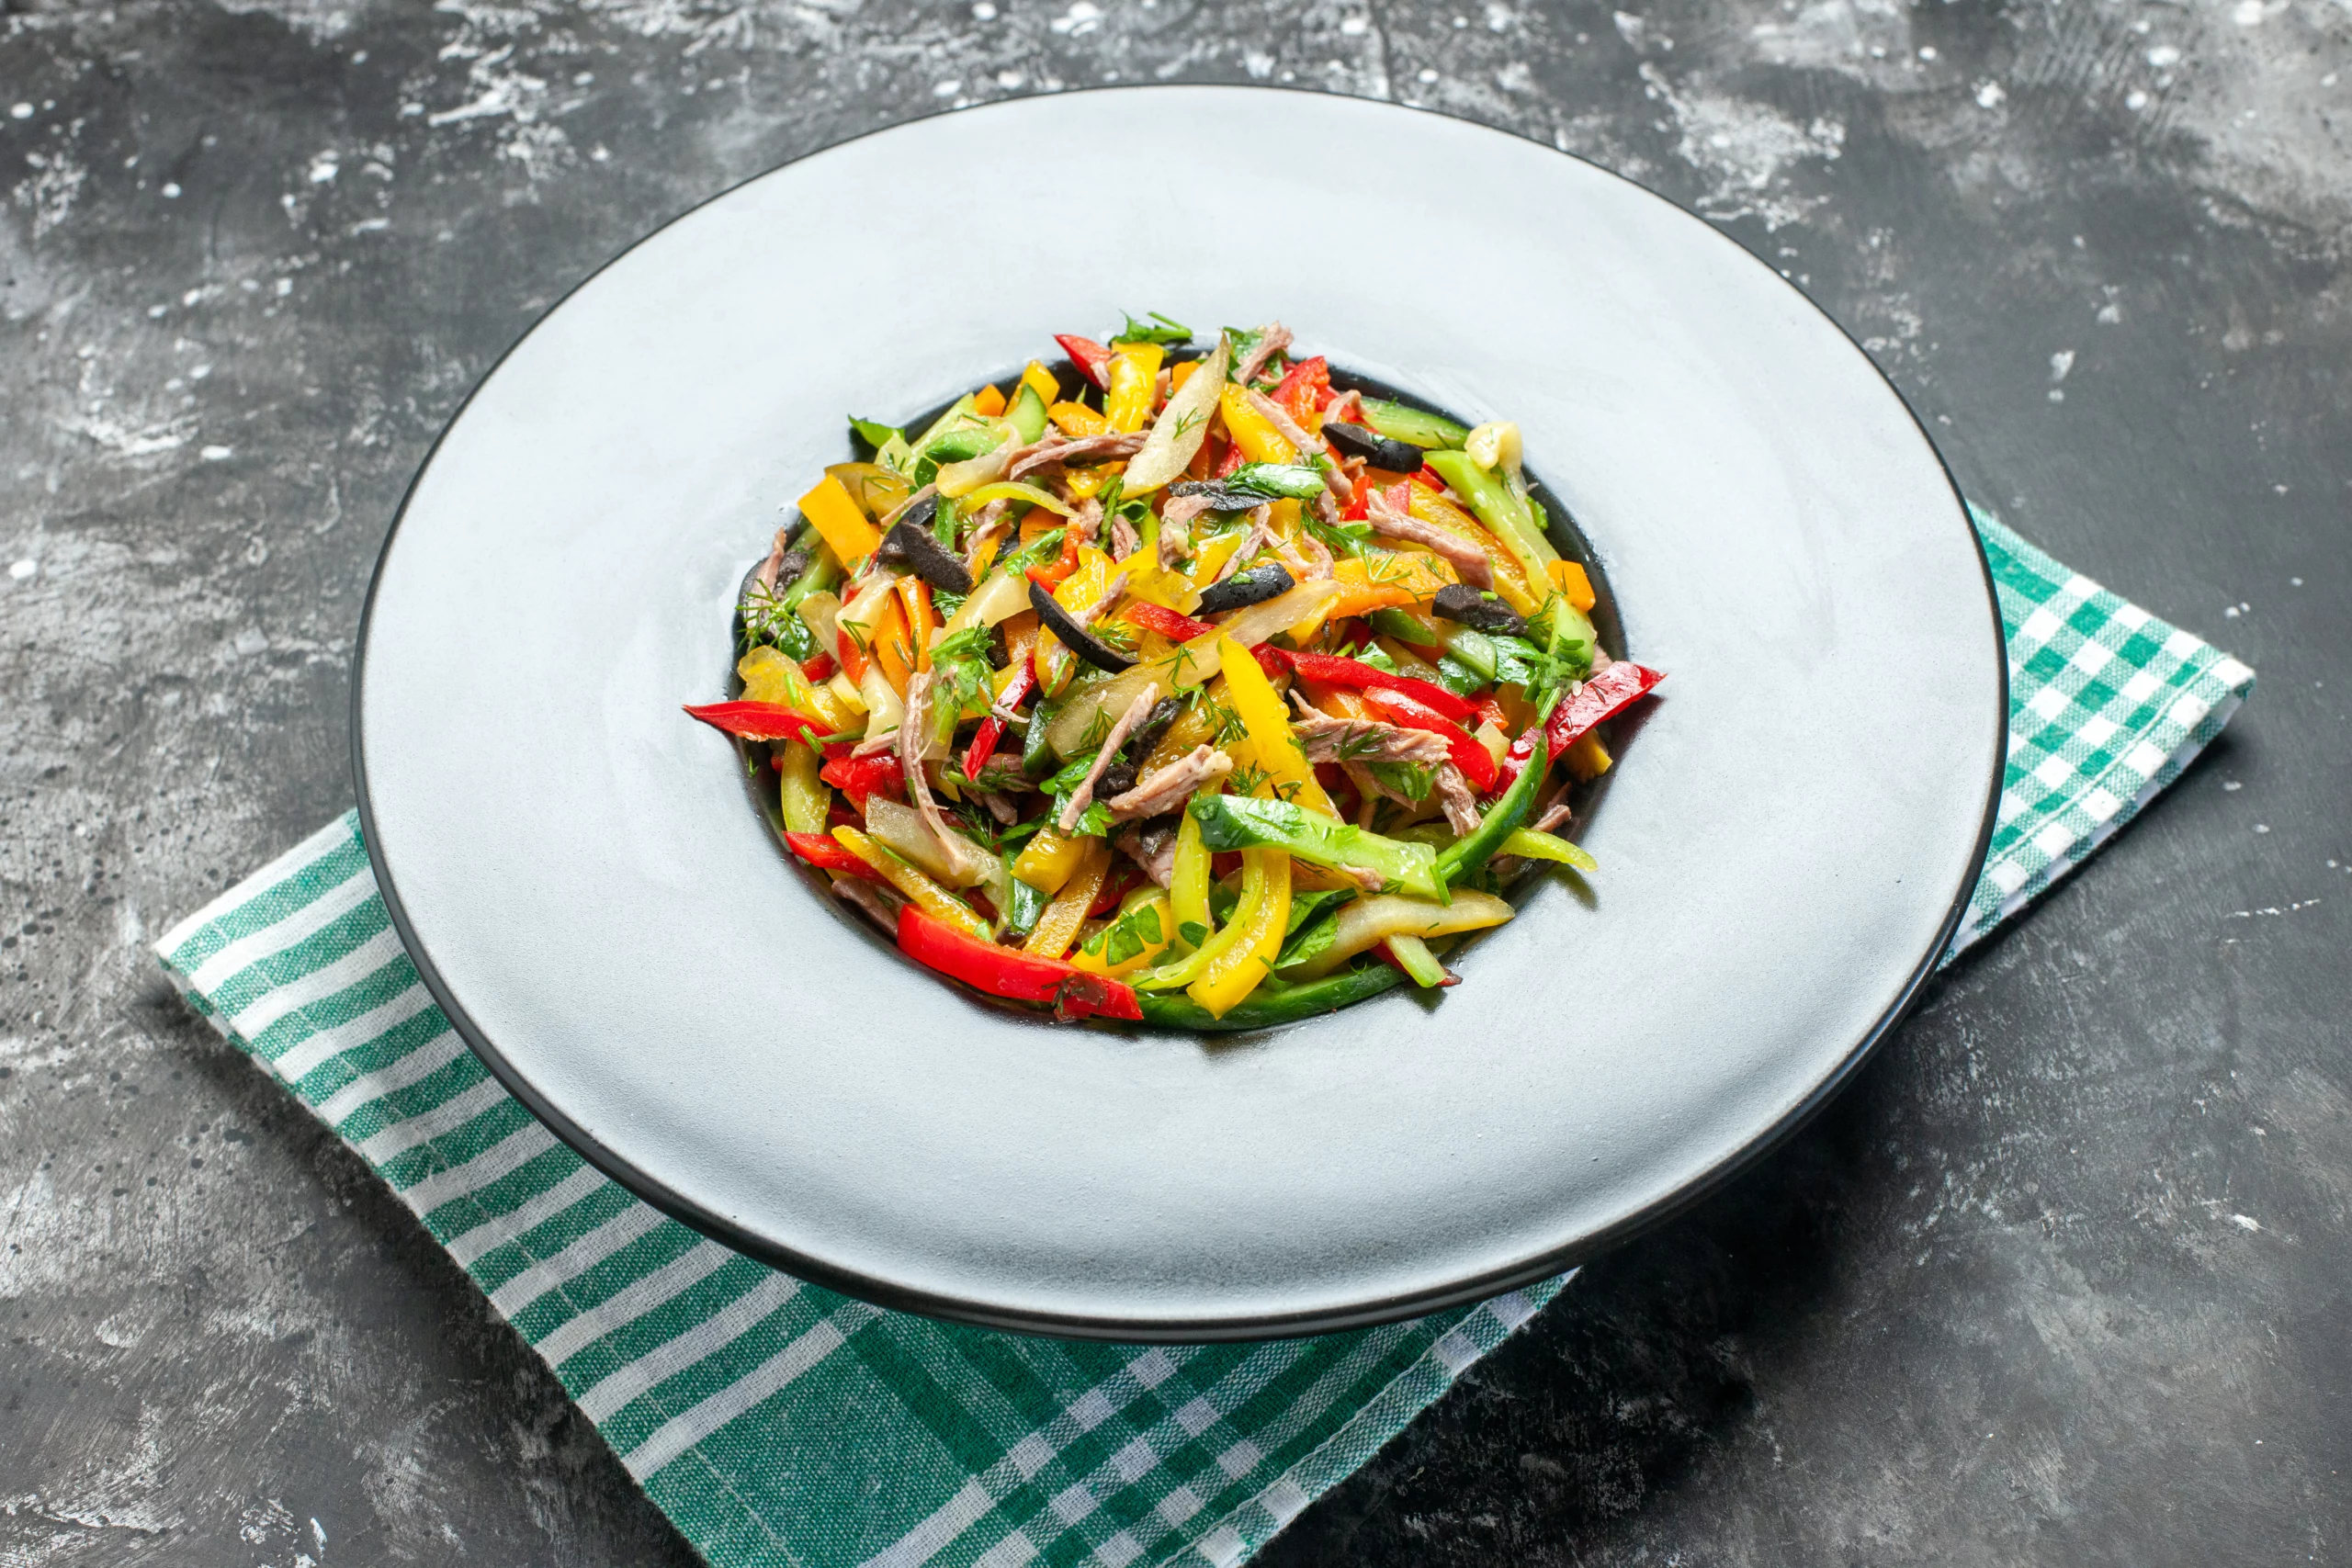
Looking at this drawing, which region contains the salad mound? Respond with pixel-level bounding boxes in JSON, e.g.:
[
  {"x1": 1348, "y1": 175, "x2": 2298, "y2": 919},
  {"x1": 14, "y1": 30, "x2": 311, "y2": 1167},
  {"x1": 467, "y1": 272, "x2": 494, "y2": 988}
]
[{"x1": 685, "y1": 315, "x2": 1663, "y2": 1030}]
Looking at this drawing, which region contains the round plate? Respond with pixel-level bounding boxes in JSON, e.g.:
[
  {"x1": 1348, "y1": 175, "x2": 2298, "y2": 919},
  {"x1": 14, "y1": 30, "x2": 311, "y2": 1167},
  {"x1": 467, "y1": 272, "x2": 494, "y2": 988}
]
[{"x1": 356, "y1": 86, "x2": 2003, "y2": 1340}]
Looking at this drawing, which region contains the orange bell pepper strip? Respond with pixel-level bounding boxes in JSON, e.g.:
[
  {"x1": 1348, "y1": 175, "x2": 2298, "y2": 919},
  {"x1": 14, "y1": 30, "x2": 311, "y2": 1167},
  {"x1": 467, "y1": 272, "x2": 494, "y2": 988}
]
[
  {"x1": 1549, "y1": 558, "x2": 1598, "y2": 613},
  {"x1": 971, "y1": 383, "x2": 1007, "y2": 418},
  {"x1": 896, "y1": 575, "x2": 936, "y2": 671}
]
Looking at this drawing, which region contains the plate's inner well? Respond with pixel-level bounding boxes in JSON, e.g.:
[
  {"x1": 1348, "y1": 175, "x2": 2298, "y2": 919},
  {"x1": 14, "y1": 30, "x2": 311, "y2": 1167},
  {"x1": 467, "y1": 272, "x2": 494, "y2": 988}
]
[{"x1": 723, "y1": 357, "x2": 1632, "y2": 1031}]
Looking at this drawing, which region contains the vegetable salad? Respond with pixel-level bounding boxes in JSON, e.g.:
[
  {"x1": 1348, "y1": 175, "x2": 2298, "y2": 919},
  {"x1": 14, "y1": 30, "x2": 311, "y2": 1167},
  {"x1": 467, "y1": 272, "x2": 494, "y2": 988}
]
[{"x1": 685, "y1": 315, "x2": 1664, "y2": 1029}]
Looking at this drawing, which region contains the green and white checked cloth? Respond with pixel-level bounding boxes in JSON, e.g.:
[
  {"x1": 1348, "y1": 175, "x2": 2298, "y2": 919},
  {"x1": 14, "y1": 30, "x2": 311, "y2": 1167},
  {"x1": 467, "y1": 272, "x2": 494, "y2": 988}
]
[{"x1": 154, "y1": 507, "x2": 2248, "y2": 1568}]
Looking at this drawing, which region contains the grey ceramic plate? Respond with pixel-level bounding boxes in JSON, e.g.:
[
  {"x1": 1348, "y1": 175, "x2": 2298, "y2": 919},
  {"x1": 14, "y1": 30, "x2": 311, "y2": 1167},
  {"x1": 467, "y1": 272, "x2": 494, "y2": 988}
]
[{"x1": 356, "y1": 86, "x2": 2003, "y2": 1341}]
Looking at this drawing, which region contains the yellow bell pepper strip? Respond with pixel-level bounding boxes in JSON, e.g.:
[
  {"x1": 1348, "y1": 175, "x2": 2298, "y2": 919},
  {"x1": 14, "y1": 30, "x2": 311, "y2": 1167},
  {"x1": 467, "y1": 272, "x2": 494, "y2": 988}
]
[
  {"x1": 798, "y1": 473, "x2": 882, "y2": 567},
  {"x1": 1287, "y1": 890, "x2": 1514, "y2": 978},
  {"x1": 1019, "y1": 360, "x2": 1060, "y2": 408},
  {"x1": 1104, "y1": 341, "x2": 1164, "y2": 433},
  {"x1": 1124, "y1": 336, "x2": 1229, "y2": 494},
  {"x1": 1420, "y1": 448, "x2": 1557, "y2": 585},
  {"x1": 1498, "y1": 827, "x2": 1599, "y2": 872},
  {"x1": 1169, "y1": 808, "x2": 1212, "y2": 945},
  {"x1": 1214, "y1": 633, "x2": 1336, "y2": 815},
  {"x1": 1049, "y1": 400, "x2": 1110, "y2": 438},
  {"x1": 1218, "y1": 382, "x2": 1297, "y2": 465},
  {"x1": 1132, "y1": 855, "x2": 1266, "y2": 992},
  {"x1": 1548, "y1": 558, "x2": 1597, "y2": 613},
  {"x1": 776, "y1": 739, "x2": 829, "y2": 834},
  {"x1": 1186, "y1": 847, "x2": 1290, "y2": 1018},
  {"x1": 898, "y1": 907, "x2": 1141, "y2": 1022},
  {"x1": 833, "y1": 825, "x2": 991, "y2": 940},
  {"x1": 1070, "y1": 887, "x2": 1174, "y2": 978},
  {"x1": 1566, "y1": 730, "x2": 1612, "y2": 780},
  {"x1": 1024, "y1": 837, "x2": 1112, "y2": 959},
  {"x1": 1042, "y1": 578, "x2": 1339, "y2": 756},
  {"x1": 972, "y1": 383, "x2": 1007, "y2": 418},
  {"x1": 1062, "y1": 464, "x2": 1122, "y2": 500},
  {"x1": 1012, "y1": 826, "x2": 1088, "y2": 895}
]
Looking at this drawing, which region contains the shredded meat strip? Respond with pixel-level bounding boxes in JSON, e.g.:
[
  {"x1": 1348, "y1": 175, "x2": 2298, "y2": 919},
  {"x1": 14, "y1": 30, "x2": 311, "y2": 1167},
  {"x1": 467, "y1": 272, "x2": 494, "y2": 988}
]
[
  {"x1": 1287, "y1": 694, "x2": 1453, "y2": 767},
  {"x1": 1244, "y1": 389, "x2": 1354, "y2": 507},
  {"x1": 831, "y1": 875, "x2": 901, "y2": 931},
  {"x1": 1108, "y1": 512, "x2": 1142, "y2": 561},
  {"x1": 1005, "y1": 431, "x2": 1148, "y2": 481},
  {"x1": 900, "y1": 672, "x2": 978, "y2": 882},
  {"x1": 1057, "y1": 684, "x2": 1161, "y2": 832},
  {"x1": 1069, "y1": 495, "x2": 1103, "y2": 548},
  {"x1": 1365, "y1": 488, "x2": 1494, "y2": 589},
  {"x1": 1113, "y1": 819, "x2": 1180, "y2": 889},
  {"x1": 1322, "y1": 389, "x2": 1364, "y2": 427},
  {"x1": 1155, "y1": 494, "x2": 1212, "y2": 564},
  {"x1": 1270, "y1": 527, "x2": 1333, "y2": 582},
  {"x1": 1213, "y1": 507, "x2": 1276, "y2": 583},
  {"x1": 1105, "y1": 745, "x2": 1234, "y2": 821},
  {"x1": 1233, "y1": 321, "x2": 1292, "y2": 389},
  {"x1": 1434, "y1": 762, "x2": 1483, "y2": 837}
]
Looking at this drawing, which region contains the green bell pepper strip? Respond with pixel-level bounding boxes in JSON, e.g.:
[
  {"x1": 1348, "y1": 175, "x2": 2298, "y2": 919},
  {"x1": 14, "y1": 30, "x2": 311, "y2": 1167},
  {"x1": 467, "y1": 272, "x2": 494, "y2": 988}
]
[
  {"x1": 1357, "y1": 398, "x2": 1471, "y2": 450},
  {"x1": 1383, "y1": 933, "x2": 1451, "y2": 988},
  {"x1": 1135, "y1": 963, "x2": 1404, "y2": 1031},
  {"x1": 1189, "y1": 795, "x2": 1445, "y2": 903},
  {"x1": 1420, "y1": 448, "x2": 1557, "y2": 585},
  {"x1": 1436, "y1": 730, "x2": 1551, "y2": 887}
]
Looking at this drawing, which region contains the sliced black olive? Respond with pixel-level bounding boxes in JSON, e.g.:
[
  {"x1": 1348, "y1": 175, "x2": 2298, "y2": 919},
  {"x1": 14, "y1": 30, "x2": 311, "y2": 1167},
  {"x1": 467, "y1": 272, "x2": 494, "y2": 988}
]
[
  {"x1": 1194, "y1": 561, "x2": 1295, "y2": 616},
  {"x1": 878, "y1": 519, "x2": 974, "y2": 595},
  {"x1": 1028, "y1": 580, "x2": 1135, "y2": 674},
  {"x1": 1432, "y1": 583, "x2": 1530, "y2": 638},
  {"x1": 1167, "y1": 479, "x2": 1272, "y2": 513},
  {"x1": 1097, "y1": 695, "x2": 1185, "y2": 798},
  {"x1": 1321, "y1": 419, "x2": 1428, "y2": 473}
]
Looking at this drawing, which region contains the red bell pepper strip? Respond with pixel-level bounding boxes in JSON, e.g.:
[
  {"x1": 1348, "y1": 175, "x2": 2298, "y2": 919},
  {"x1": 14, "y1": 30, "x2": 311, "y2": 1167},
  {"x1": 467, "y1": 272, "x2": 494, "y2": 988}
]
[
  {"x1": 1358, "y1": 687, "x2": 1500, "y2": 793},
  {"x1": 1490, "y1": 727, "x2": 1541, "y2": 797},
  {"x1": 819, "y1": 746, "x2": 904, "y2": 807},
  {"x1": 1123, "y1": 601, "x2": 1214, "y2": 643},
  {"x1": 1475, "y1": 696, "x2": 1510, "y2": 732},
  {"x1": 784, "y1": 831, "x2": 882, "y2": 880},
  {"x1": 1409, "y1": 467, "x2": 1445, "y2": 492},
  {"x1": 800, "y1": 651, "x2": 837, "y2": 682},
  {"x1": 1251, "y1": 644, "x2": 1289, "y2": 682},
  {"x1": 1258, "y1": 649, "x2": 1480, "y2": 723},
  {"x1": 1342, "y1": 482, "x2": 1371, "y2": 522},
  {"x1": 1054, "y1": 334, "x2": 1112, "y2": 389},
  {"x1": 962, "y1": 660, "x2": 1035, "y2": 784},
  {"x1": 1214, "y1": 439, "x2": 1249, "y2": 479},
  {"x1": 1544, "y1": 660, "x2": 1666, "y2": 758},
  {"x1": 897, "y1": 907, "x2": 1143, "y2": 1021},
  {"x1": 683, "y1": 702, "x2": 826, "y2": 743},
  {"x1": 1025, "y1": 526, "x2": 1083, "y2": 592},
  {"x1": 1269, "y1": 355, "x2": 1329, "y2": 425}
]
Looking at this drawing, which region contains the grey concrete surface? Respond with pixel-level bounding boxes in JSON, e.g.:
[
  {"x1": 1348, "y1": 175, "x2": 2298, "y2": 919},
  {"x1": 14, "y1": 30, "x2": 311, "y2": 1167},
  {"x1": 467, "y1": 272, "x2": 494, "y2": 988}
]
[{"x1": 2, "y1": 0, "x2": 2346, "y2": 1562}]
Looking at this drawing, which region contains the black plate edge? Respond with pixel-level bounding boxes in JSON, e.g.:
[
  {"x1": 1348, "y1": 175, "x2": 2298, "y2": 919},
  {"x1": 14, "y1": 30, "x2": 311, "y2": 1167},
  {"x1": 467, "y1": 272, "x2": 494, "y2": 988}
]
[{"x1": 351, "y1": 83, "x2": 2008, "y2": 1343}]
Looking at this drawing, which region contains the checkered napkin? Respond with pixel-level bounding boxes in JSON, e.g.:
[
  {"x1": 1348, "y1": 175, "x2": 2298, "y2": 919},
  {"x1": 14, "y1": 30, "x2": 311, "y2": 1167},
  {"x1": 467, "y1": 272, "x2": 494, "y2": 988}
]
[{"x1": 153, "y1": 507, "x2": 2248, "y2": 1568}]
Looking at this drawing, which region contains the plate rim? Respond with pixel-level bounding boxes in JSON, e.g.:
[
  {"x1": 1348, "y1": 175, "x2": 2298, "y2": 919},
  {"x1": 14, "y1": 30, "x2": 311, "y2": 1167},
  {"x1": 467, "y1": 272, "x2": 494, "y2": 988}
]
[{"x1": 351, "y1": 84, "x2": 2007, "y2": 1342}]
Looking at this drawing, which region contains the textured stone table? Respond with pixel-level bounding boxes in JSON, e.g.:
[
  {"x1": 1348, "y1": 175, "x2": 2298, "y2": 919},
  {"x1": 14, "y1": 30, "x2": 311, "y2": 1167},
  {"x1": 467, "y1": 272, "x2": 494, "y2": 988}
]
[{"x1": 3, "y1": 1, "x2": 2346, "y2": 1562}]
